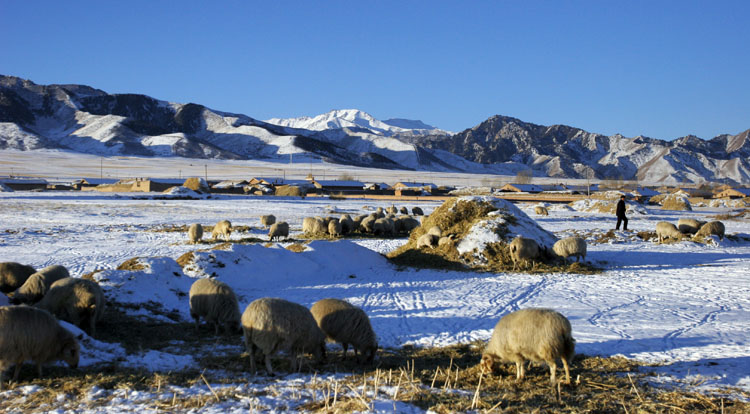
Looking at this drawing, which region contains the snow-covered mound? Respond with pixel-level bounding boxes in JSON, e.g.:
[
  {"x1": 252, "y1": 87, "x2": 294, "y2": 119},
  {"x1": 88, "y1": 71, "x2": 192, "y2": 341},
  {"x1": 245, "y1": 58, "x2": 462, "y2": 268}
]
[
  {"x1": 388, "y1": 196, "x2": 565, "y2": 271},
  {"x1": 570, "y1": 199, "x2": 648, "y2": 215},
  {"x1": 161, "y1": 186, "x2": 205, "y2": 198}
]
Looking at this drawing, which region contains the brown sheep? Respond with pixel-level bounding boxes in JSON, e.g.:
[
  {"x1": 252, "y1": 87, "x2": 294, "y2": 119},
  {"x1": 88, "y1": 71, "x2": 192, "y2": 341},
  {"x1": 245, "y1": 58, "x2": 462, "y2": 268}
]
[
  {"x1": 509, "y1": 236, "x2": 540, "y2": 271},
  {"x1": 11, "y1": 265, "x2": 70, "y2": 305},
  {"x1": 189, "y1": 278, "x2": 241, "y2": 335},
  {"x1": 241, "y1": 297, "x2": 326, "y2": 375},
  {"x1": 695, "y1": 220, "x2": 725, "y2": 240},
  {"x1": 34, "y1": 277, "x2": 105, "y2": 337},
  {"x1": 310, "y1": 298, "x2": 377, "y2": 363},
  {"x1": 0, "y1": 305, "x2": 81, "y2": 389},
  {"x1": 211, "y1": 220, "x2": 232, "y2": 241},
  {"x1": 0, "y1": 262, "x2": 36, "y2": 294},
  {"x1": 268, "y1": 222, "x2": 290, "y2": 241},
  {"x1": 481, "y1": 308, "x2": 575, "y2": 384},
  {"x1": 260, "y1": 214, "x2": 276, "y2": 228},
  {"x1": 187, "y1": 223, "x2": 203, "y2": 244},
  {"x1": 534, "y1": 206, "x2": 549, "y2": 216}
]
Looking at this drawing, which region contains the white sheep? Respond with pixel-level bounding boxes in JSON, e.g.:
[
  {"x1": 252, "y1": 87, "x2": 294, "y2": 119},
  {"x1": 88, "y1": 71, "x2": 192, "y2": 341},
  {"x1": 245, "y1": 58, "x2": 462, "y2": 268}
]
[
  {"x1": 189, "y1": 278, "x2": 241, "y2": 335},
  {"x1": 34, "y1": 277, "x2": 105, "y2": 337},
  {"x1": 328, "y1": 219, "x2": 342, "y2": 237},
  {"x1": 552, "y1": 237, "x2": 587, "y2": 263},
  {"x1": 0, "y1": 306, "x2": 81, "y2": 389},
  {"x1": 386, "y1": 205, "x2": 398, "y2": 215},
  {"x1": 359, "y1": 215, "x2": 377, "y2": 233},
  {"x1": 417, "y1": 233, "x2": 438, "y2": 249},
  {"x1": 534, "y1": 206, "x2": 549, "y2": 216},
  {"x1": 677, "y1": 218, "x2": 705, "y2": 235},
  {"x1": 427, "y1": 226, "x2": 442, "y2": 238},
  {"x1": 695, "y1": 220, "x2": 725, "y2": 240},
  {"x1": 187, "y1": 223, "x2": 203, "y2": 244},
  {"x1": 481, "y1": 308, "x2": 575, "y2": 384},
  {"x1": 310, "y1": 298, "x2": 378, "y2": 363},
  {"x1": 302, "y1": 217, "x2": 326, "y2": 235},
  {"x1": 509, "y1": 236, "x2": 540, "y2": 271},
  {"x1": 268, "y1": 222, "x2": 290, "y2": 241},
  {"x1": 339, "y1": 214, "x2": 355, "y2": 235},
  {"x1": 211, "y1": 220, "x2": 232, "y2": 241},
  {"x1": 11, "y1": 265, "x2": 70, "y2": 305},
  {"x1": 0, "y1": 262, "x2": 36, "y2": 294},
  {"x1": 373, "y1": 218, "x2": 395, "y2": 236},
  {"x1": 656, "y1": 221, "x2": 683, "y2": 242},
  {"x1": 241, "y1": 297, "x2": 326, "y2": 375},
  {"x1": 260, "y1": 214, "x2": 276, "y2": 228}
]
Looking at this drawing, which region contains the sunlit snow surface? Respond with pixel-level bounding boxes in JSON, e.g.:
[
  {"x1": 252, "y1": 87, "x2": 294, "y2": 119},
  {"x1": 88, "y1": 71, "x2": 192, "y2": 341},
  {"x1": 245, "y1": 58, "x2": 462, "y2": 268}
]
[{"x1": 1, "y1": 191, "x2": 749, "y2": 410}]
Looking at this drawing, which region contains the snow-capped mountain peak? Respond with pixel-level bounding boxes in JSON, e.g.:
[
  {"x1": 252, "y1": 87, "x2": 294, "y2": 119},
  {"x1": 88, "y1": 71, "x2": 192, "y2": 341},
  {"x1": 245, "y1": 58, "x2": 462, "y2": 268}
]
[{"x1": 265, "y1": 109, "x2": 449, "y2": 137}]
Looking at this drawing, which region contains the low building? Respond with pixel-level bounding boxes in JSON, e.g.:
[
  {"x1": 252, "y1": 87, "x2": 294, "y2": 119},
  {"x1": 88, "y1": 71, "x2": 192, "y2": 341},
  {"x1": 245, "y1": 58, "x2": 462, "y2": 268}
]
[
  {"x1": 0, "y1": 177, "x2": 48, "y2": 191},
  {"x1": 309, "y1": 179, "x2": 366, "y2": 194},
  {"x1": 713, "y1": 188, "x2": 750, "y2": 199},
  {"x1": 499, "y1": 183, "x2": 565, "y2": 193}
]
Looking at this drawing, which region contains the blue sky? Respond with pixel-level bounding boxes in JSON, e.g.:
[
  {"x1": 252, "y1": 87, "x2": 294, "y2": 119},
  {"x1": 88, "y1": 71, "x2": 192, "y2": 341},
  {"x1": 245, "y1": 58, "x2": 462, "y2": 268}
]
[{"x1": 1, "y1": 1, "x2": 748, "y2": 139}]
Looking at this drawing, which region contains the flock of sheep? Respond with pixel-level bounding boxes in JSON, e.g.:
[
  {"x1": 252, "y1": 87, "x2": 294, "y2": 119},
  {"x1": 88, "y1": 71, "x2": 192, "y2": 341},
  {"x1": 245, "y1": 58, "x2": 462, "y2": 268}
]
[
  {"x1": 0, "y1": 201, "x2": 728, "y2": 390},
  {"x1": 0, "y1": 263, "x2": 104, "y2": 389}
]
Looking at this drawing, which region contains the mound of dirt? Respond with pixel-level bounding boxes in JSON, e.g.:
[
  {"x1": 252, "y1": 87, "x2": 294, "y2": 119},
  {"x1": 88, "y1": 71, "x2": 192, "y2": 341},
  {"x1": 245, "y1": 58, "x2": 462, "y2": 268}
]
[{"x1": 387, "y1": 196, "x2": 567, "y2": 272}]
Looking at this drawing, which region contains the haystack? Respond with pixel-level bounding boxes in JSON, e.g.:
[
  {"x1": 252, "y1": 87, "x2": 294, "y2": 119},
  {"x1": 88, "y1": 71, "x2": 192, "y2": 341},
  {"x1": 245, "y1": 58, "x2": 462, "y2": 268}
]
[
  {"x1": 661, "y1": 193, "x2": 692, "y2": 211},
  {"x1": 275, "y1": 185, "x2": 304, "y2": 197},
  {"x1": 387, "y1": 196, "x2": 558, "y2": 272},
  {"x1": 183, "y1": 177, "x2": 210, "y2": 193}
]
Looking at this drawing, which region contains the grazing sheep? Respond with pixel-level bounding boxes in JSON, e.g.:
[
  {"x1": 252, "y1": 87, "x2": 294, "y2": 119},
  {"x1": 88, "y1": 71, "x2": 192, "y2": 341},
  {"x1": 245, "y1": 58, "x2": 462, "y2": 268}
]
[
  {"x1": 352, "y1": 215, "x2": 366, "y2": 231},
  {"x1": 260, "y1": 214, "x2": 276, "y2": 228},
  {"x1": 534, "y1": 206, "x2": 549, "y2": 216},
  {"x1": 656, "y1": 221, "x2": 684, "y2": 242},
  {"x1": 187, "y1": 223, "x2": 203, "y2": 244},
  {"x1": 11, "y1": 265, "x2": 70, "y2": 305},
  {"x1": 481, "y1": 308, "x2": 575, "y2": 384},
  {"x1": 34, "y1": 277, "x2": 105, "y2": 337},
  {"x1": 310, "y1": 298, "x2": 377, "y2": 363},
  {"x1": 302, "y1": 217, "x2": 326, "y2": 235},
  {"x1": 189, "y1": 278, "x2": 241, "y2": 335},
  {"x1": 268, "y1": 222, "x2": 290, "y2": 241},
  {"x1": 427, "y1": 226, "x2": 442, "y2": 238},
  {"x1": 411, "y1": 206, "x2": 424, "y2": 216},
  {"x1": 0, "y1": 306, "x2": 81, "y2": 389},
  {"x1": 359, "y1": 215, "x2": 377, "y2": 233},
  {"x1": 241, "y1": 298, "x2": 326, "y2": 375},
  {"x1": 373, "y1": 218, "x2": 395, "y2": 236},
  {"x1": 696, "y1": 220, "x2": 725, "y2": 240},
  {"x1": 438, "y1": 235, "x2": 455, "y2": 247},
  {"x1": 374, "y1": 207, "x2": 385, "y2": 219},
  {"x1": 328, "y1": 219, "x2": 342, "y2": 237},
  {"x1": 339, "y1": 214, "x2": 355, "y2": 234},
  {"x1": 552, "y1": 237, "x2": 587, "y2": 263},
  {"x1": 211, "y1": 220, "x2": 232, "y2": 241},
  {"x1": 677, "y1": 218, "x2": 705, "y2": 235},
  {"x1": 0, "y1": 262, "x2": 36, "y2": 294},
  {"x1": 399, "y1": 207, "x2": 409, "y2": 215},
  {"x1": 417, "y1": 233, "x2": 439, "y2": 249},
  {"x1": 509, "y1": 236, "x2": 540, "y2": 271},
  {"x1": 386, "y1": 205, "x2": 398, "y2": 215},
  {"x1": 395, "y1": 216, "x2": 420, "y2": 234}
]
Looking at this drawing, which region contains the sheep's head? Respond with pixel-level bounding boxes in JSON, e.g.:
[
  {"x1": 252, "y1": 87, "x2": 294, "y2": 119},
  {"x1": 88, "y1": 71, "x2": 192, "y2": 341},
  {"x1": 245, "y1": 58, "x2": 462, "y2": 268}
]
[
  {"x1": 62, "y1": 336, "x2": 81, "y2": 369},
  {"x1": 480, "y1": 353, "x2": 498, "y2": 373}
]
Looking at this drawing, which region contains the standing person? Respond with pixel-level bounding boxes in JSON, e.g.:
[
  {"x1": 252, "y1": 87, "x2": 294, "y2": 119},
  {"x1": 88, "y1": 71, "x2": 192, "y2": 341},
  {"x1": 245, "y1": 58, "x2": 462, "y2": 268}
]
[{"x1": 615, "y1": 195, "x2": 628, "y2": 230}]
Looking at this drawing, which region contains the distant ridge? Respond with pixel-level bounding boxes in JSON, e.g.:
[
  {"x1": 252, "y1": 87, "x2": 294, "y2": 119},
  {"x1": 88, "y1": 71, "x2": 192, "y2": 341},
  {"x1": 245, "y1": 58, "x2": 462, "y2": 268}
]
[{"x1": 1, "y1": 74, "x2": 748, "y2": 184}]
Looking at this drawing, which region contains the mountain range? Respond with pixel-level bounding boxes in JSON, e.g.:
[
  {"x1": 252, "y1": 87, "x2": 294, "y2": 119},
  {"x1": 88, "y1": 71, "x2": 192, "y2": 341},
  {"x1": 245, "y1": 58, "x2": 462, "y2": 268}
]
[{"x1": 1, "y1": 74, "x2": 748, "y2": 184}]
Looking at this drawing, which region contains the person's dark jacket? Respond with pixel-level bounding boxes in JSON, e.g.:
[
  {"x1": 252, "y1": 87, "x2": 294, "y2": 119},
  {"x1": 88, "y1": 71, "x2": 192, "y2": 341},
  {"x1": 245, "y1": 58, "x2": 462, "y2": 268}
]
[{"x1": 616, "y1": 199, "x2": 627, "y2": 218}]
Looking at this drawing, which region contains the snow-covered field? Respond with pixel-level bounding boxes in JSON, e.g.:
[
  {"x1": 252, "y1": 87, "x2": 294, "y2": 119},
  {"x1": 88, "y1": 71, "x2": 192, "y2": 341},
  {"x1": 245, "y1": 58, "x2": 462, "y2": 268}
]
[{"x1": 1, "y1": 190, "x2": 749, "y2": 412}]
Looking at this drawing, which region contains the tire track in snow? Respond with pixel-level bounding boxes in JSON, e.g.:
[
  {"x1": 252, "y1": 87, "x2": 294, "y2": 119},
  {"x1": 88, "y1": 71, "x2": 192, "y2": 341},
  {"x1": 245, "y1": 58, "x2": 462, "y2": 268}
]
[
  {"x1": 576, "y1": 293, "x2": 645, "y2": 341},
  {"x1": 663, "y1": 303, "x2": 730, "y2": 351}
]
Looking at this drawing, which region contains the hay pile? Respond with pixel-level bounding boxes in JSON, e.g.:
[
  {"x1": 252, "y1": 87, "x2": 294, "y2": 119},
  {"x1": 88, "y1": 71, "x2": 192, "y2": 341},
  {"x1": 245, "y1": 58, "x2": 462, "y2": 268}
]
[
  {"x1": 387, "y1": 196, "x2": 561, "y2": 272},
  {"x1": 182, "y1": 177, "x2": 209, "y2": 192},
  {"x1": 661, "y1": 192, "x2": 692, "y2": 211},
  {"x1": 274, "y1": 185, "x2": 304, "y2": 197}
]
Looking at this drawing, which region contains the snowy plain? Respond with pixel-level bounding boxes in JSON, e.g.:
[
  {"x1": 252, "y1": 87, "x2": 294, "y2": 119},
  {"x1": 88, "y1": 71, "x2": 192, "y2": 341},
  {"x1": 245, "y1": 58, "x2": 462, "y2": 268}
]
[{"x1": 0, "y1": 188, "x2": 749, "y2": 412}]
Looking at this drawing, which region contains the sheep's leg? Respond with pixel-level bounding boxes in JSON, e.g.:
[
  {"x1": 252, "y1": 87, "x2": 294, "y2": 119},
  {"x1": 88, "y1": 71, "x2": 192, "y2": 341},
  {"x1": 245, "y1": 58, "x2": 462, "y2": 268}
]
[
  {"x1": 548, "y1": 361, "x2": 557, "y2": 384},
  {"x1": 13, "y1": 362, "x2": 23, "y2": 381},
  {"x1": 265, "y1": 354, "x2": 274, "y2": 376},
  {"x1": 245, "y1": 335, "x2": 256, "y2": 374},
  {"x1": 342, "y1": 343, "x2": 349, "y2": 359},
  {"x1": 192, "y1": 315, "x2": 200, "y2": 333},
  {"x1": 89, "y1": 317, "x2": 96, "y2": 338},
  {"x1": 561, "y1": 358, "x2": 571, "y2": 384},
  {"x1": 514, "y1": 360, "x2": 525, "y2": 381},
  {"x1": 214, "y1": 322, "x2": 220, "y2": 336}
]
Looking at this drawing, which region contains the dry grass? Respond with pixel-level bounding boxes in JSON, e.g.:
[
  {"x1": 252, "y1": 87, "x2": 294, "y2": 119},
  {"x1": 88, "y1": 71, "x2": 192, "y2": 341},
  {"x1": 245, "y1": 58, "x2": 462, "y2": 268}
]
[
  {"x1": 662, "y1": 195, "x2": 692, "y2": 211},
  {"x1": 117, "y1": 257, "x2": 147, "y2": 271},
  {"x1": 714, "y1": 208, "x2": 750, "y2": 221},
  {"x1": 275, "y1": 185, "x2": 304, "y2": 197},
  {"x1": 2, "y1": 339, "x2": 748, "y2": 413},
  {"x1": 285, "y1": 242, "x2": 309, "y2": 253}
]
